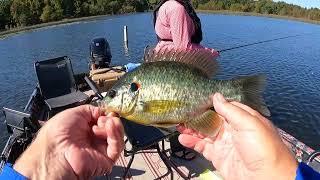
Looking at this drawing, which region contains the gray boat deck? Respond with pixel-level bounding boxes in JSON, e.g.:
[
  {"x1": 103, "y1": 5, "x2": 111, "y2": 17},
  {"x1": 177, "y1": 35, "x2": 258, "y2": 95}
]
[{"x1": 99, "y1": 138, "x2": 223, "y2": 180}]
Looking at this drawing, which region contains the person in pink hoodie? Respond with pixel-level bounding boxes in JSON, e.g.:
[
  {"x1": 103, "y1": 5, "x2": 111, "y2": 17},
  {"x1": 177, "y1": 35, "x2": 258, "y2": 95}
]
[{"x1": 153, "y1": 0, "x2": 219, "y2": 58}]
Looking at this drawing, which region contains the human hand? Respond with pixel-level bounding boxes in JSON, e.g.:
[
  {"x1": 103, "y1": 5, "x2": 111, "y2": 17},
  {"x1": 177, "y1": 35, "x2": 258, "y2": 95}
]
[
  {"x1": 178, "y1": 93, "x2": 297, "y2": 180},
  {"x1": 13, "y1": 105, "x2": 125, "y2": 179}
]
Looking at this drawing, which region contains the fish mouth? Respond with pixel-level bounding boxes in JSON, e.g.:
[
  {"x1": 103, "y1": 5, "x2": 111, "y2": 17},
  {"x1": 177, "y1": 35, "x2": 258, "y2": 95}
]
[{"x1": 97, "y1": 100, "x2": 120, "y2": 115}]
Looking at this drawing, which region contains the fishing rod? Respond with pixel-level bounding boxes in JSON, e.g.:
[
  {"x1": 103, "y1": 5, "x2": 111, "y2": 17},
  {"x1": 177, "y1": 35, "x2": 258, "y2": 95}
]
[{"x1": 217, "y1": 34, "x2": 302, "y2": 53}]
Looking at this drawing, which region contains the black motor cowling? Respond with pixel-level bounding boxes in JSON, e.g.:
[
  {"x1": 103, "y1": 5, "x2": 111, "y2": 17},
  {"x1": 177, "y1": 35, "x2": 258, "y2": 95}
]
[{"x1": 89, "y1": 38, "x2": 112, "y2": 69}]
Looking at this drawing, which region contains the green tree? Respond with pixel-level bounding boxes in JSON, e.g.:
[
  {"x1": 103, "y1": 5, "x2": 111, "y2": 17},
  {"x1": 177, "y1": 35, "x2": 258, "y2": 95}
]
[
  {"x1": 241, "y1": 3, "x2": 255, "y2": 12},
  {"x1": 2, "y1": 0, "x2": 320, "y2": 31},
  {"x1": 121, "y1": 5, "x2": 135, "y2": 13},
  {"x1": 29, "y1": 0, "x2": 44, "y2": 24},
  {"x1": 308, "y1": 8, "x2": 320, "y2": 20},
  {"x1": 230, "y1": 3, "x2": 243, "y2": 12},
  {"x1": 40, "y1": 4, "x2": 53, "y2": 22},
  {"x1": 63, "y1": 0, "x2": 75, "y2": 17},
  {"x1": 40, "y1": 0, "x2": 64, "y2": 22},
  {"x1": 10, "y1": 0, "x2": 33, "y2": 26},
  {"x1": 0, "y1": 0, "x2": 12, "y2": 29},
  {"x1": 134, "y1": 0, "x2": 148, "y2": 12},
  {"x1": 74, "y1": 0, "x2": 84, "y2": 17},
  {"x1": 51, "y1": 0, "x2": 64, "y2": 20},
  {"x1": 109, "y1": 1, "x2": 122, "y2": 15}
]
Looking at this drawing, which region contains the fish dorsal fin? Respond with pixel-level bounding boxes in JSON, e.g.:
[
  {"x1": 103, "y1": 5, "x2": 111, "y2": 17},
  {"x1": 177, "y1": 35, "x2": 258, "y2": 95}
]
[{"x1": 144, "y1": 48, "x2": 219, "y2": 77}]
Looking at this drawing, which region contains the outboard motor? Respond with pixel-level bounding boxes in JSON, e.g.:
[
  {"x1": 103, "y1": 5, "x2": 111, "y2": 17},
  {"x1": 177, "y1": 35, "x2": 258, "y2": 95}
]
[{"x1": 89, "y1": 38, "x2": 112, "y2": 70}]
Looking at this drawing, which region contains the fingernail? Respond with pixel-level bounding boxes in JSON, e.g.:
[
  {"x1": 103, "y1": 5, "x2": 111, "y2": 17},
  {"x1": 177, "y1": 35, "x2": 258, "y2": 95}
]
[
  {"x1": 64, "y1": 149, "x2": 70, "y2": 160},
  {"x1": 98, "y1": 117, "x2": 107, "y2": 127},
  {"x1": 194, "y1": 144, "x2": 201, "y2": 152},
  {"x1": 214, "y1": 93, "x2": 226, "y2": 103},
  {"x1": 93, "y1": 125, "x2": 100, "y2": 131},
  {"x1": 106, "y1": 112, "x2": 113, "y2": 117}
]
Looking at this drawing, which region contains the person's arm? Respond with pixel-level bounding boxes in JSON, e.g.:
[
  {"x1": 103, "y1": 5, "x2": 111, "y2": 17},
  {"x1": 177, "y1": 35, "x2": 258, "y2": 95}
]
[
  {"x1": 169, "y1": 2, "x2": 194, "y2": 50},
  {"x1": 296, "y1": 162, "x2": 320, "y2": 180},
  {"x1": 0, "y1": 163, "x2": 27, "y2": 180}
]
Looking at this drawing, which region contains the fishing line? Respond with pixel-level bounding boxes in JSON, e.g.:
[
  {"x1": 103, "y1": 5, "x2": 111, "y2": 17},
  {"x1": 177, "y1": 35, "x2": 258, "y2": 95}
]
[{"x1": 217, "y1": 34, "x2": 303, "y2": 53}]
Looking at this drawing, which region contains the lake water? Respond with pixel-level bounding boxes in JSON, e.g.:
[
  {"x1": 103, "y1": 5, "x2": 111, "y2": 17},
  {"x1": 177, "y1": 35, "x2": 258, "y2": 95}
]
[{"x1": 0, "y1": 13, "x2": 320, "y2": 150}]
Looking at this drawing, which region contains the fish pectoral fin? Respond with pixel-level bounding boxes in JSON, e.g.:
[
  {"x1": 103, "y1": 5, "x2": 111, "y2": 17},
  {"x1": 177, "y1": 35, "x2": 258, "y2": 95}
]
[
  {"x1": 144, "y1": 100, "x2": 186, "y2": 115},
  {"x1": 185, "y1": 110, "x2": 223, "y2": 137}
]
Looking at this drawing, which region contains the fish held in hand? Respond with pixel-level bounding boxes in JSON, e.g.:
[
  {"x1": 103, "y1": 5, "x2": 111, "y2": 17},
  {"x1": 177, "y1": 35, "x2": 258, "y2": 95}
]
[{"x1": 99, "y1": 49, "x2": 270, "y2": 137}]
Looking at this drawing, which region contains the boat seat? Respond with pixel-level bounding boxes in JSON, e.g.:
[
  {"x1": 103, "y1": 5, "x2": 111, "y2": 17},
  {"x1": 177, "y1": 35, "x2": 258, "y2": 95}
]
[
  {"x1": 2, "y1": 107, "x2": 38, "y2": 134},
  {"x1": 2, "y1": 108, "x2": 36, "y2": 165},
  {"x1": 34, "y1": 56, "x2": 89, "y2": 113},
  {"x1": 45, "y1": 91, "x2": 88, "y2": 110}
]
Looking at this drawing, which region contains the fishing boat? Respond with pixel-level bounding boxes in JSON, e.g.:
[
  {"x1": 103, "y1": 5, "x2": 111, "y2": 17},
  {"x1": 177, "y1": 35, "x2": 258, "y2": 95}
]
[{"x1": 0, "y1": 37, "x2": 319, "y2": 179}]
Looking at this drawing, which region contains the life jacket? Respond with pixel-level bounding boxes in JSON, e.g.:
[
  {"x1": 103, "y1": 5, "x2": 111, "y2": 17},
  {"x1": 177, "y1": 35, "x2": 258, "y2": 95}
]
[{"x1": 153, "y1": 0, "x2": 203, "y2": 44}]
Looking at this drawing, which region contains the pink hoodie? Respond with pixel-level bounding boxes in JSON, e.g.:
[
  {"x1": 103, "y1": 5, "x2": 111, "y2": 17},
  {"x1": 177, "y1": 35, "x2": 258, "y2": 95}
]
[{"x1": 154, "y1": 0, "x2": 218, "y2": 57}]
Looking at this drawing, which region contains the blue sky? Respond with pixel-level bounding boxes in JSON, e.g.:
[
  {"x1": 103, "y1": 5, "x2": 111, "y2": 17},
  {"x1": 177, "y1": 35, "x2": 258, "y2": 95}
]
[{"x1": 273, "y1": 0, "x2": 320, "y2": 8}]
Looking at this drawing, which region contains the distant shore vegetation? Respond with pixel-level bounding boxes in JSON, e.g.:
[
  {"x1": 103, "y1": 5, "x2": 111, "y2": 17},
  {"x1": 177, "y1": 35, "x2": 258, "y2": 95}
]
[
  {"x1": 0, "y1": 0, "x2": 320, "y2": 32},
  {"x1": 195, "y1": 0, "x2": 320, "y2": 21}
]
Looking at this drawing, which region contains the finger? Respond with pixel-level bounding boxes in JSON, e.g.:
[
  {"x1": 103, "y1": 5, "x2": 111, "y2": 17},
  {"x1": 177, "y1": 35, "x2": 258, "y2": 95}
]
[
  {"x1": 97, "y1": 116, "x2": 107, "y2": 127},
  {"x1": 92, "y1": 125, "x2": 108, "y2": 139},
  {"x1": 178, "y1": 134, "x2": 202, "y2": 149},
  {"x1": 179, "y1": 134, "x2": 212, "y2": 157},
  {"x1": 177, "y1": 126, "x2": 197, "y2": 135},
  {"x1": 72, "y1": 105, "x2": 103, "y2": 123},
  {"x1": 106, "y1": 117, "x2": 125, "y2": 162},
  {"x1": 179, "y1": 134, "x2": 216, "y2": 162},
  {"x1": 93, "y1": 117, "x2": 124, "y2": 140},
  {"x1": 177, "y1": 124, "x2": 209, "y2": 138},
  {"x1": 212, "y1": 93, "x2": 261, "y2": 131},
  {"x1": 230, "y1": 101, "x2": 276, "y2": 131},
  {"x1": 92, "y1": 117, "x2": 125, "y2": 163},
  {"x1": 230, "y1": 101, "x2": 262, "y2": 117},
  {"x1": 113, "y1": 117, "x2": 124, "y2": 140},
  {"x1": 87, "y1": 105, "x2": 103, "y2": 121}
]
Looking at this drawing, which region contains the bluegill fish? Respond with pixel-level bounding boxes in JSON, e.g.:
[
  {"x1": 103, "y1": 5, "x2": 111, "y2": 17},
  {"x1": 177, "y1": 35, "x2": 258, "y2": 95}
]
[{"x1": 100, "y1": 49, "x2": 270, "y2": 136}]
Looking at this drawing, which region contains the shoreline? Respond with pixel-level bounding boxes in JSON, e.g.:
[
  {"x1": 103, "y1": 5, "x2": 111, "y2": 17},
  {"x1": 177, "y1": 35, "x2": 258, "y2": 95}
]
[
  {"x1": 0, "y1": 11, "x2": 319, "y2": 39},
  {"x1": 198, "y1": 10, "x2": 320, "y2": 25},
  {"x1": 0, "y1": 14, "x2": 112, "y2": 39}
]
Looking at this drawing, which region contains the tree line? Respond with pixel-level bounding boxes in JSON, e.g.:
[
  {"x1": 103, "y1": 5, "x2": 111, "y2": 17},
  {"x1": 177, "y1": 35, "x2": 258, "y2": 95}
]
[
  {"x1": 0, "y1": 0, "x2": 151, "y2": 30},
  {"x1": 1, "y1": 0, "x2": 320, "y2": 31},
  {"x1": 195, "y1": 0, "x2": 320, "y2": 21}
]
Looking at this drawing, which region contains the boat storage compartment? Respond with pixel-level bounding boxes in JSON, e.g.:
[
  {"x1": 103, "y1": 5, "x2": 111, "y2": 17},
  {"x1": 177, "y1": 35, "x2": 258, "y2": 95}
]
[{"x1": 89, "y1": 66, "x2": 125, "y2": 92}]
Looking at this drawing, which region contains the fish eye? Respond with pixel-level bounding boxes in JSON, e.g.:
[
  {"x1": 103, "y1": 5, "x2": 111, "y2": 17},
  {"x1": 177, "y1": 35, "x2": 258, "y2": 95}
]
[
  {"x1": 130, "y1": 82, "x2": 139, "y2": 92},
  {"x1": 107, "y1": 89, "x2": 116, "y2": 98}
]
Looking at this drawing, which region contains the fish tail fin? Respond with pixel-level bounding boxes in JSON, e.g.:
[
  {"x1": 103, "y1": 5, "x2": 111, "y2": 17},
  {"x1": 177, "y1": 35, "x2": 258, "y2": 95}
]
[
  {"x1": 185, "y1": 110, "x2": 223, "y2": 137},
  {"x1": 235, "y1": 75, "x2": 271, "y2": 116}
]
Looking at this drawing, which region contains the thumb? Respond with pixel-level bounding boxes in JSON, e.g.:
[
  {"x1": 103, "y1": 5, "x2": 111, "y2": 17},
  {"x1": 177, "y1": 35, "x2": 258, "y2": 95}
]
[{"x1": 212, "y1": 93, "x2": 260, "y2": 131}]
